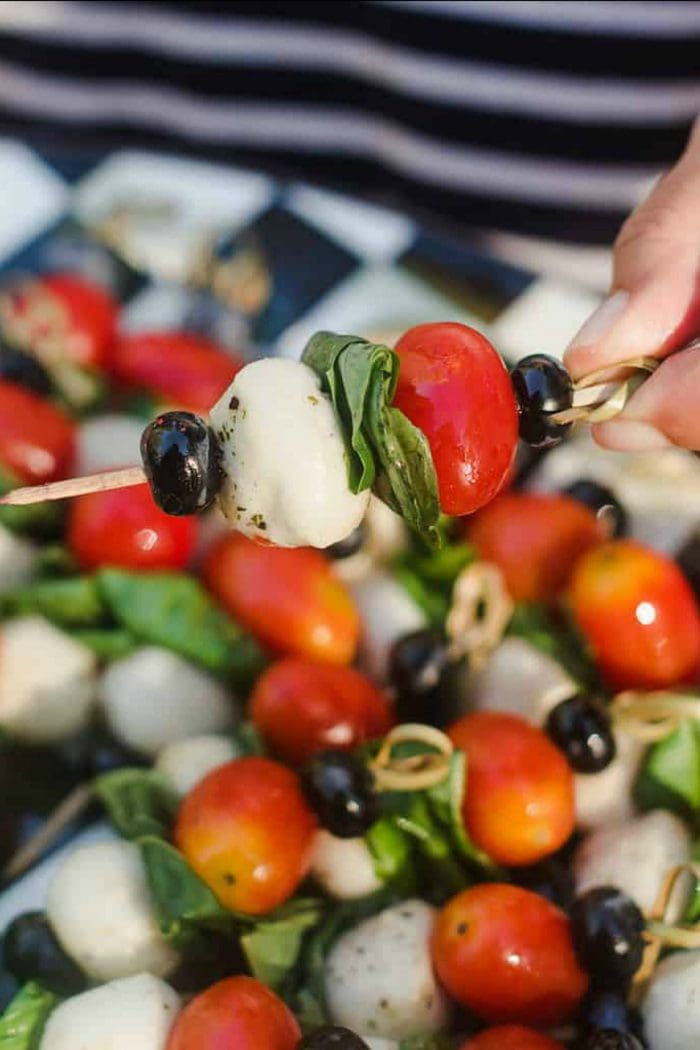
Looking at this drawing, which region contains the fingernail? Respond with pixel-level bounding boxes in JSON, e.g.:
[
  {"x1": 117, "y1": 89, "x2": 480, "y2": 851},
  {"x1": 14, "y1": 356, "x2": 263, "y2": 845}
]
[
  {"x1": 568, "y1": 290, "x2": 630, "y2": 349},
  {"x1": 592, "y1": 419, "x2": 672, "y2": 452}
]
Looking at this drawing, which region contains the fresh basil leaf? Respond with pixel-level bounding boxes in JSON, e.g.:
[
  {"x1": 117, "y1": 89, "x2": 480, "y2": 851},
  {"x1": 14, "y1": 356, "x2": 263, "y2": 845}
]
[
  {"x1": 97, "y1": 569, "x2": 266, "y2": 688},
  {"x1": 0, "y1": 577, "x2": 106, "y2": 628},
  {"x1": 69, "y1": 627, "x2": 138, "y2": 661},
  {"x1": 365, "y1": 816, "x2": 414, "y2": 885},
  {"x1": 393, "y1": 539, "x2": 475, "y2": 627},
  {"x1": 635, "y1": 721, "x2": 700, "y2": 818},
  {"x1": 34, "y1": 546, "x2": 79, "y2": 579},
  {"x1": 0, "y1": 983, "x2": 57, "y2": 1050},
  {"x1": 425, "y1": 751, "x2": 498, "y2": 874},
  {"x1": 233, "y1": 721, "x2": 267, "y2": 757},
  {"x1": 95, "y1": 769, "x2": 178, "y2": 840},
  {"x1": 0, "y1": 465, "x2": 64, "y2": 539},
  {"x1": 685, "y1": 876, "x2": 700, "y2": 924},
  {"x1": 241, "y1": 898, "x2": 324, "y2": 992},
  {"x1": 507, "y1": 602, "x2": 600, "y2": 693}
]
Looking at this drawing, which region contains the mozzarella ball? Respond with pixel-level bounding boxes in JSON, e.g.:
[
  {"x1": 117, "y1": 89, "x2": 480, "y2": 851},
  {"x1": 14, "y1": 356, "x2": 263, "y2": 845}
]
[
  {"x1": 324, "y1": 899, "x2": 450, "y2": 1039},
  {"x1": 209, "y1": 358, "x2": 369, "y2": 548},
  {"x1": 574, "y1": 730, "x2": 646, "y2": 829},
  {"x1": 643, "y1": 949, "x2": 700, "y2": 1050},
  {"x1": 155, "y1": 734, "x2": 239, "y2": 797},
  {"x1": 99, "y1": 646, "x2": 237, "y2": 757},
  {"x1": 0, "y1": 524, "x2": 36, "y2": 593},
  {"x1": 463, "y1": 637, "x2": 577, "y2": 724},
  {"x1": 75, "y1": 414, "x2": 145, "y2": 474},
  {"x1": 350, "y1": 571, "x2": 427, "y2": 682},
  {"x1": 0, "y1": 616, "x2": 96, "y2": 743},
  {"x1": 46, "y1": 840, "x2": 180, "y2": 981},
  {"x1": 40, "y1": 974, "x2": 181, "y2": 1050},
  {"x1": 573, "y1": 809, "x2": 691, "y2": 914},
  {"x1": 310, "y1": 830, "x2": 382, "y2": 900}
]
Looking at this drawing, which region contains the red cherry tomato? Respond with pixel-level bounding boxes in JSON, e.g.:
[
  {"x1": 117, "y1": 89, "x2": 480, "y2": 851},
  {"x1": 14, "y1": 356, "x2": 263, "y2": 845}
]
[
  {"x1": 67, "y1": 484, "x2": 197, "y2": 571},
  {"x1": 460, "y1": 1026, "x2": 565, "y2": 1050},
  {"x1": 393, "y1": 323, "x2": 518, "y2": 516},
  {"x1": 0, "y1": 273, "x2": 117, "y2": 369},
  {"x1": 166, "y1": 976, "x2": 301, "y2": 1050},
  {"x1": 174, "y1": 757, "x2": 316, "y2": 915},
  {"x1": 569, "y1": 539, "x2": 700, "y2": 690},
  {"x1": 448, "y1": 712, "x2": 575, "y2": 867},
  {"x1": 203, "y1": 534, "x2": 360, "y2": 664},
  {"x1": 0, "y1": 380, "x2": 74, "y2": 483},
  {"x1": 251, "y1": 657, "x2": 394, "y2": 764},
  {"x1": 464, "y1": 492, "x2": 603, "y2": 603},
  {"x1": 111, "y1": 330, "x2": 244, "y2": 412},
  {"x1": 432, "y1": 884, "x2": 588, "y2": 1026}
]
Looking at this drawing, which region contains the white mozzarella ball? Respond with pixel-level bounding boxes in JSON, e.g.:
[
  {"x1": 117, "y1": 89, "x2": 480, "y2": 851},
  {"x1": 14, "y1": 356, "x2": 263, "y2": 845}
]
[
  {"x1": 310, "y1": 830, "x2": 382, "y2": 900},
  {"x1": 0, "y1": 524, "x2": 37, "y2": 593},
  {"x1": 47, "y1": 840, "x2": 179, "y2": 981},
  {"x1": 574, "y1": 730, "x2": 646, "y2": 829},
  {"x1": 99, "y1": 646, "x2": 236, "y2": 757},
  {"x1": 350, "y1": 571, "x2": 427, "y2": 682},
  {"x1": 643, "y1": 949, "x2": 700, "y2": 1050},
  {"x1": 0, "y1": 616, "x2": 96, "y2": 743},
  {"x1": 324, "y1": 899, "x2": 450, "y2": 1039},
  {"x1": 209, "y1": 359, "x2": 369, "y2": 548},
  {"x1": 155, "y1": 734, "x2": 239, "y2": 797},
  {"x1": 464, "y1": 637, "x2": 577, "y2": 724},
  {"x1": 574, "y1": 809, "x2": 691, "y2": 914},
  {"x1": 75, "y1": 414, "x2": 145, "y2": 474},
  {"x1": 40, "y1": 974, "x2": 181, "y2": 1050}
]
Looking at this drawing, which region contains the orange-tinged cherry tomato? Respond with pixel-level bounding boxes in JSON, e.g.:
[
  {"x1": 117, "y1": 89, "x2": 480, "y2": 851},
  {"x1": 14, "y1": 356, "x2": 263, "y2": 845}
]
[
  {"x1": 569, "y1": 540, "x2": 700, "y2": 690},
  {"x1": 460, "y1": 1025, "x2": 565, "y2": 1050},
  {"x1": 0, "y1": 380, "x2": 74, "y2": 483},
  {"x1": 175, "y1": 757, "x2": 316, "y2": 915},
  {"x1": 251, "y1": 657, "x2": 394, "y2": 765},
  {"x1": 166, "y1": 976, "x2": 301, "y2": 1050},
  {"x1": 432, "y1": 884, "x2": 588, "y2": 1026},
  {"x1": 67, "y1": 484, "x2": 197, "y2": 571},
  {"x1": 464, "y1": 492, "x2": 603, "y2": 602},
  {"x1": 393, "y1": 322, "x2": 518, "y2": 516},
  {"x1": 448, "y1": 712, "x2": 575, "y2": 867},
  {"x1": 203, "y1": 534, "x2": 360, "y2": 664},
  {"x1": 111, "y1": 330, "x2": 244, "y2": 412}
]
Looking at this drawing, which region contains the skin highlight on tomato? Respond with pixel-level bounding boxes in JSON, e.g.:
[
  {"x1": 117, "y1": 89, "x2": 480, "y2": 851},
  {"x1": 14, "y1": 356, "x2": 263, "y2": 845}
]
[
  {"x1": 203, "y1": 534, "x2": 360, "y2": 664},
  {"x1": 0, "y1": 380, "x2": 74, "y2": 483},
  {"x1": 448, "y1": 711, "x2": 575, "y2": 867},
  {"x1": 174, "y1": 757, "x2": 317, "y2": 915},
  {"x1": 465, "y1": 492, "x2": 603, "y2": 603},
  {"x1": 166, "y1": 976, "x2": 301, "y2": 1050},
  {"x1": 67, "y1": 484, "x2": 197, "y2": 571},
  {"x1": 393, "y1": 322, "x2": 518, "y2": 516},
  {"x1": 432, "y1": 884, "x2": 588, "y2": 1026},
  {"x1": 460, "y1": 1026, "x2": 565, "y2": 1050},
  {"x1": 569, "y1": 539, "x2": 700, "y2": 690},
  {"x1": 251, "y1": 657, "x2": 394, "y2": 765}
]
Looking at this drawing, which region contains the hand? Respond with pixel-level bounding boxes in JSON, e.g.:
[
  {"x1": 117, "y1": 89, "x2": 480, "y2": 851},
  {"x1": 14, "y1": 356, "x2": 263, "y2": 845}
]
[{"x1": 564, "y1": 118, "x2": 700, "y2": 452}]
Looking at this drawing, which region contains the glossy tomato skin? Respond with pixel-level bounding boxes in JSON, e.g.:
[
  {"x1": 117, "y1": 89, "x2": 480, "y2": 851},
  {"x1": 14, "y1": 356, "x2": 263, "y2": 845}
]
[
  {"x1": 0, "y1": 380, "x2": 74, "y2": 483},
  {"x1": 67, "y1": 484, "x2": 197, "y2": 571},
  {"x1": 203, "y1": 534, "x2": 360, "y2": 664},
  {"x1": 111, "y1": 330, "x2": 243, "y2": 412},
  {"x1": 465, "y1": 492, "x2": 603, "y2": 603},
  {"x1": 175, "y1": 757, "x2": 317, "y2": 915},
  {"x1": 251, "y1": 658, "x2": 394, "y2": 765},
  {"x1": 569, "y1": 540, "x2": 700, "y2": 690},
  {"x1": 432, "y1": 884, "x2": 588, "y2": 1026},
  {"x1": 393, "y1": 323, "x2": 518, "y2": 516},
  {"x1": 166, "y1": 976, "x2": 301, "y2": 1050},
  {"x1": 460, "y1": 1026, "x2": 565, "y2": 1050},
  {"x1": 448, "y1": 712, "x2": 575, "y2": 867}
]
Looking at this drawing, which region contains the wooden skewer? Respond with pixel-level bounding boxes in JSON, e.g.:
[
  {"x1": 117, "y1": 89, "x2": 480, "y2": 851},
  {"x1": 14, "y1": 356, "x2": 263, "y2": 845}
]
[{"x1": 0, "y1": 465, "x2": 148, "y2": 506}]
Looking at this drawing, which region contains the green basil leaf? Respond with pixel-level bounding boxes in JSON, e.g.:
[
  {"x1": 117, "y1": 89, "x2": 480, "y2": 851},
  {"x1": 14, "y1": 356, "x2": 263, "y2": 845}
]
[
  {"x1": 232, "y1": 721, "x2": 267, "y2": 757},
  {"x1": 97, "y1": 569, "x2": 266, "y2": 688},
  {"x1": 34, "y1": 546, "x2": 79, "y2": 579},
  {"x1": 0, "y1": 577, "x2": 106, "y2": 628},
  {"x1": 95, "y1": 769, "x2": 178, "y2": 840},
  {"x1": 393, "y1": 539, "x2": 475, "y2": 627},
  {"x1": 0, "y1": 465, "x2": 64, "y2": 539},
  {"x1": 425, "y1": 751, "x2": 498, "y2": 874},
  {"x1": 635, "y1": 721, "x2": 700, "y2": 818},
  {"x1": 365, "y1": 816, "x2": 414, "y2": 885},
  {"x1": 241, "y1": 898, "x2": 324, "y2": 992},
  {"x1": 69, "y1": 627, "x2": 138, "y2": 661},
  {"x1": 0, "y1": 983, "x2": 57, "y2": 1050},
  {"x1": 507, "y1": 602, "x2": 600, "y2": 693}
]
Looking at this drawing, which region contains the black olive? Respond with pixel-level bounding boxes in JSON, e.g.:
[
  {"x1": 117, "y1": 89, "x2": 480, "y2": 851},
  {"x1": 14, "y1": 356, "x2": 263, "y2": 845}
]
[
  {"x1": 140, "y1": 411, "x2": 222, "y2": 515},
  {"x1": 579, "y1": 1032, "x2": 644, "y2": 1050},
  {"x1": 388, "y1": 628, "x2": 452, "y2": 726},
  {"x1": 0, "y1": 969, "x2": 19, "y2": 1012},
  {"x1": 301, "y1": 750, "x2": 379, "y2": 839},
  {"x1": 510, "y1": 353, "x2": 573, "y2": 448},
  {"x1": 514, "y1": 856, "x2": 576, "y2": 911},
  {"x1": 564, "y1": 479, "x2": 627, "y2": 538},
  {"x1": 297, "y1": 1027, "x2": 370, "y2": 1049},
  {"x1": 677, "y1": 531, "x2": 700, "y2": 603},
  {"x1": 579, "y1": 990, "x2": 646, "y2": 1044},
  {"x1": 546, "y1": 696, "x2": 616, "y2": 774},
  {"x1": 570, "y1": 887, "x2": 645, "y2": 992},
  {"x1": 326, "y1": 524, "x2": 366, "y2": 560},
  {"x1": 57, "y1": 726, "x2": 147, "y2": 780},
  {"x1": 0, "y1": 343, "x2": 52, "y2": 396},
  {"x1": 2, "y1": 912, "x2": 85, "y2": 996}
]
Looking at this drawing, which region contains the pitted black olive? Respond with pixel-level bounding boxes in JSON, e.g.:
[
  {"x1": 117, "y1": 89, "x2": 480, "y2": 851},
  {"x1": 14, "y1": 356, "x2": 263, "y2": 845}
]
[
  {"x1": 301, "y1": 750, "x2": 379, "y2": 838},
  {"x1": 140, "y1": 411, "x2": 223, "y2": 515},
  {"x1": 564, "y1": 479, "x2": 627, "y2": 538},
  {"x1": 2, "y1": 912, "x2": 85, "y2": 996},
  {"x1": 546, "y1": 696, "x2": 616, "y2": 774},
  {"x1": 327, "y1": 523, "x2": 366, "y2": 560},
  {"x1": 510, "y1": 354, "x2": 573, "y2": 448},
  {"x1": 297, "y1": 1026, "x2": 371, "y2": 1049}
]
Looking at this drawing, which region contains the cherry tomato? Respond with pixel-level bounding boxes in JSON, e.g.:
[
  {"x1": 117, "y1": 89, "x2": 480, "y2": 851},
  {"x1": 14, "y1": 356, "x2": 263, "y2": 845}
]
[
  {"x1": 460, "y1": 1026, "x2": 565, "y2": 1050},
  {"x1": 0, "y1": 273, "x2": 117, "y2": 369},
  {"x1": 569, "y1": 539, "x2": 700, "y2": 690},
  {"x1": 448, "y1": 712, "x2": 575, "y2": 867},
  {"x1": 251, "y1": 658, "x2": 394, "y2": 765},
  {"x1": 432, "y1": 884, "x2": 588, "y2": 1026},
  {"x1": 111, "y1": 330, "x2": 244, "y2": 412},
  {"x1": 464, "y1": 492, "x2": 603, "y2": 603},
  {"x1": 175, "y1": 757, "x2": 316, "y2": 915},
  {"x1": 203, "y1": 534, "x2": 360, "y2": 664},
  {"x1": 393, "y1": 322, "x2": 518, "y2": 516},
  {"x1": 0, "y1": 380, "x2": 74, "y2": 484},
  {"x1": 166, "y1": 976, "x2": 301, "y2": 1050},
  {"x1": 67, "y1": 484, "x2": 197, "y2": 571}
]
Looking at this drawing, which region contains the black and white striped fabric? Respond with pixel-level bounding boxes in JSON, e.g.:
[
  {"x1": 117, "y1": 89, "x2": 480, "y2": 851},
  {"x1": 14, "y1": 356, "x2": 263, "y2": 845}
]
[{"x1": 0, "y1": 1, "x2": 697, "y2": 245}]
